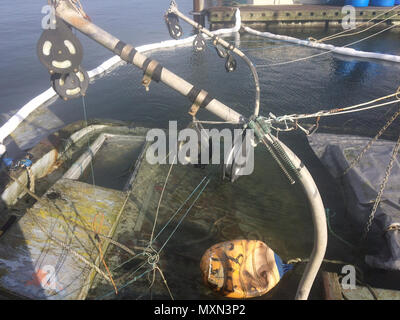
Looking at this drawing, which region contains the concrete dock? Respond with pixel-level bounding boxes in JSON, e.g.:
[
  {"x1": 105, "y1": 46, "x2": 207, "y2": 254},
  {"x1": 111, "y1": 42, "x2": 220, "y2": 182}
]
[{"x1": 207, "y1": 5, "x2": 400, "y2": 29}]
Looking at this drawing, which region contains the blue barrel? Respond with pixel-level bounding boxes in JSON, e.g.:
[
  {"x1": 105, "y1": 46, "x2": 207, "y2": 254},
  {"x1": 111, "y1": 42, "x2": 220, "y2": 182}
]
[
  {"x1": 369, "y1": 0, "x2": 395, "y2": 5},
  {"x1": 344, "y1": 0, "x2": 370, "y2": 6}
]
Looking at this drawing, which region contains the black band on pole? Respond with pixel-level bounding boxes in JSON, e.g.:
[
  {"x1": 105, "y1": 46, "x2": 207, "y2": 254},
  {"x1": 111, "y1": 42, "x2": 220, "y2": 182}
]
[
  {"x1": 187, "y1": 86, "x2": 202, "y2": 103},
  {"x1": 142, "y1": 59, "x2": 163, "y2": 82},
  {"x1": 113, "y1": 41, "x2": 126, "y2": 56},
  {"x1": 142, "y1": 58, "x2": 152, "y2": 71},
  {"x1": 201, "y1": 94, "x2": 213, "y2": 108},
  {"x1": 187, "y1": 86, "x2": 212, "y2": 108},
  {"x1": 126, "y1": 47, "x2": 138, "y2": 63},
  {"x1": 152, "y1": 64, "x2": 163, "y2": 82}
]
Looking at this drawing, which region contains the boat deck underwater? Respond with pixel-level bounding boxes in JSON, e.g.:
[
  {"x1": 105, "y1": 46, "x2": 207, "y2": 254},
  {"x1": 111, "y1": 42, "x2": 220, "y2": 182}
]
[
  {"x1": 1, "y1": 0, "x2": 400, "y2": 300},
  {"x1": 208, "y1": 5, "x2": 400, "y2": 29},
  {"x1": 0, "y1": 120, "x2": 399, "y2": 300}
]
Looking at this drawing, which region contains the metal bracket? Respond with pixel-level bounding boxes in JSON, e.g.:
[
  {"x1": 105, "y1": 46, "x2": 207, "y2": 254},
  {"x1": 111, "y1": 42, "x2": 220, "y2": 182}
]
[
  {"x1": 188, "y1": 89, "x2": 208, "y2": 117},
  {"x1": 142, "y1": 60, "x2": 160, "y2": 92}
]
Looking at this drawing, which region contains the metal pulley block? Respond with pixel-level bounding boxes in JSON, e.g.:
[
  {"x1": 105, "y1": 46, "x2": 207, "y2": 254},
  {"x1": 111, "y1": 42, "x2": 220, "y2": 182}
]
[
  {"x1": 51, "y1": 66, "x2": 89, "y2": 100},
  {"x1": 214, "y1": 44, "x2": 228, "y2": 59},
  {"x1": 223, "y1": 130, "x2": 254, "y2": 183},
  {"x1": 165, "y1": 13, "x2": 183, "y2": 40},
  {"x1": 193, "y1": 33, "x2": 206, "y2": 52},
  {"x1": 225, "y1": 54, "x2": 237, "y2": 73},
  {"x1": 37, "y1": 19, "x2": 83, "y2": 75}
]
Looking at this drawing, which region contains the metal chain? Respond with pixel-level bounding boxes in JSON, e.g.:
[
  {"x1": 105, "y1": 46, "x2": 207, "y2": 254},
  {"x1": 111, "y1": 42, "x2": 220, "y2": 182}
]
[
  {"x1": 342, "y1": 107, "x2": 400, "y2": 176},
  {"x1": 362, "y1": 132, "x2": 400, "y2": 239}
]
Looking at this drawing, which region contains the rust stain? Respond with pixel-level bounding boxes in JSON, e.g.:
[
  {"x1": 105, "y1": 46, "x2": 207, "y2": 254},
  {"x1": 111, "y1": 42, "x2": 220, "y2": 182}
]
[{"x1": 68, "y1": 15, "x2": 91, "y2": 30}]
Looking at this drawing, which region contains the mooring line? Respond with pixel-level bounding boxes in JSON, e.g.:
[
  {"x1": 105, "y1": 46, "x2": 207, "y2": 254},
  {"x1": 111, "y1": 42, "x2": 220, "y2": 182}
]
[
  {"x1": 254, "y1": 24, "x2": 397, "y2": 68},
  {"x1": 316, "y1": 5, "x2": 400, "y2": 43}
]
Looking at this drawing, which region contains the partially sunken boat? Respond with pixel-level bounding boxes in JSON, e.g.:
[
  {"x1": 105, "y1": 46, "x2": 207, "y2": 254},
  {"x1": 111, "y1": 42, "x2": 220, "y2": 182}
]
[
  {"x1": 0, "y1": 121, "x2": 151, "y2": 299},
  {"x1": 1, "y1": 0, "x2": 400, "y2": 300}
]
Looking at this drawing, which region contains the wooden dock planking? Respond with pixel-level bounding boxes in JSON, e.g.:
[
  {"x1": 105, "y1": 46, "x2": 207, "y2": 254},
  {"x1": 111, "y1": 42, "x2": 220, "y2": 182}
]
[{"x1": 207, "y1": 5, "x2": 400, "y2": 28}]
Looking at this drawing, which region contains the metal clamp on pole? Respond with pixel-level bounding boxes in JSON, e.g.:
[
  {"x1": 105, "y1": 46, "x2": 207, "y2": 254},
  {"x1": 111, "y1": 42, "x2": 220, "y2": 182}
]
[
  {"x1": 141, "y1": 59, "x2": 163, "y2": 92},
  {"x1": 187, "y1": 87, "x2": 213, "y2": 117}
]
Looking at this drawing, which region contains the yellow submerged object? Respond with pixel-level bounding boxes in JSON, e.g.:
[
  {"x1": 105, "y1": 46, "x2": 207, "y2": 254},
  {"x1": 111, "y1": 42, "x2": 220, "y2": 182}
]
[{"x1": 200, "y1": 240, "x2": 293, "y2": 298}]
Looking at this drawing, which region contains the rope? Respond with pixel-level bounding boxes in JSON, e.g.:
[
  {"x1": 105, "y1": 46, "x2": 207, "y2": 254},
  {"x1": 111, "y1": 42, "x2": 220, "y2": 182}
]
[
  {"x1": 96, "y1": 175, "x2": 211, "y2": 299},
  {"x1": 262, "y1": 91, "x2": 400, "y2": 129},
  {"x1": 256, "y1": 24, "x2": 397, "y2": 68},
  {"x1": 82, "y1": 97, "x2": 96, "y2": 189},
  {"x1": 316, "y1": 5, "x2": 400, "y2": 43},
  {"x1": 325, "y1": 208, "x2": 356, "y2": 250},
  {"x1": 5, "y1": 171, "x2": 113, "y2": 285},
  {"x1": 150, "y1": 175, "x2": 209, "y2": 245},
  {"x1": 192, "y1": 119, "x2": 238, "y2": 125},
  {"x1": 157, "y1": 178, "x2": 210, "y2": 254},
  {"x1": 26, "y1": 166, "x2": 35, "y2": 193},
  {"x1": 155, "y1": 266, "x2": 174, "y2": 300},
  {"x1": 150, "y1": 156, "x2": 176, "y2": 245},
  {"x1": 92, "y1": 213, "x2": 118, "y2": 294},
  {"x1": 109, "y1": 175, "x2": 209, "y2": 274},
  {"x1": 68, "y1": 0, "x2": 91, "y2": 21}
]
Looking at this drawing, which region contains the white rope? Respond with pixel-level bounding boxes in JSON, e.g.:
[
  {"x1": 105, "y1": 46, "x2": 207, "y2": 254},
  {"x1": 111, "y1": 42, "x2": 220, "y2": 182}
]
[
  {"x1": 259, "y1": 91, "x2": 400, "y2": 136},
  {"x1": 291, "y1": 99, "x2": 400, "y2": 120},
  {"x1": 316, "y1": 5, "x2": 400, "y2": 43},
  {"x1": 247, "y1": 24, "x2": 399, "y2": 68},
  {"x1": 265, "y1": 92, "x2": 400, "y2": 125}
]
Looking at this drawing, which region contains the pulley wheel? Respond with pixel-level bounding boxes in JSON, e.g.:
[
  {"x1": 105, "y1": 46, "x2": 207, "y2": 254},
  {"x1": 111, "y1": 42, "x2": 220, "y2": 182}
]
[
  {"x1": 51, "y1": 66, "x2": 89, "y2": 100},
  {"x1": 37, "y1": 19, "x2": 83, "y2": 74},
  {"x1": 165, "y1": 13, "x2": 183, "y2": 40},
  {"x1": 193, "y1": 33, "x2": 206, "y2": 52},
  {"x1": 222, "y1": 130, "x2": 252, "y2": 182},
  {"x1": 215, "y1": 44, "x2": 228, "y2": 59},
  {"x1": 225, "y1": 54, "x2": 237, "y2": 73}
]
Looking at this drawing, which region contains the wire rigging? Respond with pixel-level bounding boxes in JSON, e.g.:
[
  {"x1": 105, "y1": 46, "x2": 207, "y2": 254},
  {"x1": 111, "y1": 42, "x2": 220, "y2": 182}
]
[{"x1": 315, "y1": 4, "x2": 400, "y2": 43}]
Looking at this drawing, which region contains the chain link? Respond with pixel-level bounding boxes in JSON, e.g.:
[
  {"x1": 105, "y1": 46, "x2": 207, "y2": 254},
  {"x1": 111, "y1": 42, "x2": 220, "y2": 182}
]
[
  {"x1": 342, "y1": 106, "x2": 400, "y2": 176},
  {"x1": 362, "y1": 132, "x2": 400, "y2": 239}
]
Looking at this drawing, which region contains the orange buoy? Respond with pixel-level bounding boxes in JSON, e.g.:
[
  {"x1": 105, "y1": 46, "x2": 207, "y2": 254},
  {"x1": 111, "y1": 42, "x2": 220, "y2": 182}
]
[{"x1": 200, "y1": 240, "x2": 293, "y2": 298}]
